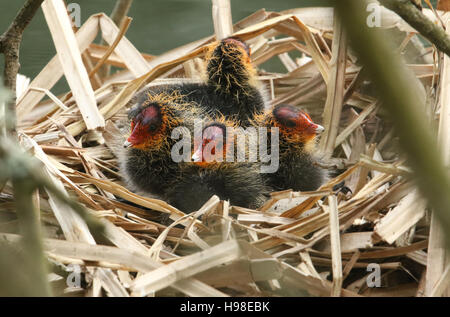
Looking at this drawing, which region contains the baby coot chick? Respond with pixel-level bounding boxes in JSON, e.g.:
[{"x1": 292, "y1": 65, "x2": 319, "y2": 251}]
[
  {"x1": 119, "y1": 88, "x2": 205, "y2": 198},
  {"x1": 203, "y1": 37, "x2": 268, "y2": 123},
  {"x1": 252, "y1": 104, "x2": 327, "y2": 192},
  {"x1": 143, "y1": 37, "x2": 267, "y2": 125},
  {"x1": 164, "y1": 119, "x2": 270, "y2": 213}
]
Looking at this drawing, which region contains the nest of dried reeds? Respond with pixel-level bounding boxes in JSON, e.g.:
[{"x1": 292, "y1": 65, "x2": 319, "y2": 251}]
[{"x1": 1, "y1": 2, "x2": 448, "y2": 297}]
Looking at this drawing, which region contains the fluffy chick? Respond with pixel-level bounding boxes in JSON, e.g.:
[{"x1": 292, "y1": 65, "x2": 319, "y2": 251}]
[
  {"x1": 164, "y1": 118, "x2": 270, "y2": 212},
  {"x1": 119, "y1": 87, "x2": 205, "y2": 198},
  {"x1": 252, "y1": 104, "x2": 327, "y2": 191}
]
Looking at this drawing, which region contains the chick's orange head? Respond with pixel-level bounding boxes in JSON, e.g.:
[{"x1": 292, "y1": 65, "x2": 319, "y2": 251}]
[
  {"x1": 273, "y1": 105, "x2": 324, "y2": 144},
  {"x1": 126, "y1": 104, "x2": 165, "y2": 149}
]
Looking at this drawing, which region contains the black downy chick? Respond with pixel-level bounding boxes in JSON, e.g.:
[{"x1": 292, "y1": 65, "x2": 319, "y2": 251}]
[
  {"x1": 203, "y1": 37, "x2": 268, "y2": 123},
  {"x1": 164, "y1": 119, "x2": 270, "y2": 213},
  {"x1": 252, "y1": 104, "x2": 327, "y2": 192},
  {"x1": 142, "y1": 37, "x2": 268, "y2": 126},
  {"x1": 119, "y1": 87, "x2": 205, "y2": 198}
]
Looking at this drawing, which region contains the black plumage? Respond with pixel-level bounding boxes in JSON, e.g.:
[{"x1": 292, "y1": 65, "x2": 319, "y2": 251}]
[
  {"x1": 120, "y1": 39, "x2": 315, "y2": 213},
  {"x1": 164, "y1": 121, "x2": 270, "y2": 212},
  {"x1": 165, "y1": 162, "x2": 269, "y2": 213},
  {"x1": 119, "y1": 87, "x2": 205, "y2": 197}
]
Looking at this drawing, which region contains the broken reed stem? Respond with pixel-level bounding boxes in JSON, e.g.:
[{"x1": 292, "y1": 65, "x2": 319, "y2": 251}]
[
  {"x1": 88, "y1": 17, "x2": 132, "y2": 79},
  {"x1": 380, "y1": 0, "x2": 450, "y2": 57},
  {"x1": 328, "y1": 195, "x2": 342, "y2": 297},
  {"x1": 0, "y1": 0, "x2": 44, "y2": 137},
  {"x1": 335, "y1": 0, "x2": 450, "y2": 249},
  {"x1": 212, "y1": 0, "x2": 233, "y2": 40},
  {"x1": 42, "y1": 0, "x2": 105, "y2": 131},
  {"x1": 319, "y1": 9, "x2": 347, "y2": 159},
  {"x1": 99, "y1": 0, "x2": 133, "y2": 77}
]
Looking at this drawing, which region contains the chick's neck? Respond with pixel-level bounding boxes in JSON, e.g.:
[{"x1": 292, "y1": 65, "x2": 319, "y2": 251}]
[{"x1": 206, "y1": 44, "x2": 257, "y2": 95}]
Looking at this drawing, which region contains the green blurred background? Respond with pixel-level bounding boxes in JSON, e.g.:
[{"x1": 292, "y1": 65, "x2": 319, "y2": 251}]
[
  {"x1": 0, "y1": 0, "x2": 437, "y2": 93},
  {"x1": 0, "y1": 0, "x2": 328, "y2": 84}
]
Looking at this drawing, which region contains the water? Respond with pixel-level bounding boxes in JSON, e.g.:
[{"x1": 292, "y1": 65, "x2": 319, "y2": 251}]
[{"x1": 0, "y1": 0, "x2": 328, "y2": 93}]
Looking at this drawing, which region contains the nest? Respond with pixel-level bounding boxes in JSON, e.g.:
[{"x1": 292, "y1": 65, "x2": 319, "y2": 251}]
[{"x1": 1, "y1": 3, "x2": 447, "y2": 297}]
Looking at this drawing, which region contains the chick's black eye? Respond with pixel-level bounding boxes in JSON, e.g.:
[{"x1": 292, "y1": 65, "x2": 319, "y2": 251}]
[
  {"x1": 142, "y1": 114, "x2": 162, "y2": 133},
  {"x1": 148, "y1": 123, "x2": 158, "y2": 132},
  {"x1": 283, "y1": 119, "x2": 296, "y2": 128}
]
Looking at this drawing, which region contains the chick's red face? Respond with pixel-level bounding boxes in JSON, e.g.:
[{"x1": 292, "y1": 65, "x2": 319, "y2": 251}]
[
  {"x1": 126, "y1": 105, "x2": 164, "y2": 149},
  {"x1": 273, "y1": 105, "x2": 323, "y2": 143}
]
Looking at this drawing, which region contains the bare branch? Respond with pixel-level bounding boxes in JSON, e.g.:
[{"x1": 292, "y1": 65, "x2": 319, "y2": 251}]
[
  {"x1": 0, "y1": 0, "x2": 44, "y2": 137},
  {"x1": 1, "y1": 0, "x2": 44, "y2": 88},
  {"x1": 380, "y1": 0, "x2": 450, "y2": 56}
]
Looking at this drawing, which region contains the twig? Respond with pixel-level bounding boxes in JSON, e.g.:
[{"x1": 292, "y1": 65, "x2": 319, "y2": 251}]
[
  {"x1": 379, "y1": 0, "x2": 450, "y2": 56},
  {"x1": 0, "y1": 0, "x2": 44, "y2": 136}
]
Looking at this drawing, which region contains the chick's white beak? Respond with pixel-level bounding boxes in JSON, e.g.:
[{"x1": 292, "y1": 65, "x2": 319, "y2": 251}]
[
  {"x1": 192, "y1": 148, "x2": 202, "y2": 162},
  {"x1": 123, "y1": 140, "x2": 133, "y2": 148},
  {"x1": 315, "y1": 124, "x2": 324, "y2": 134}
]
